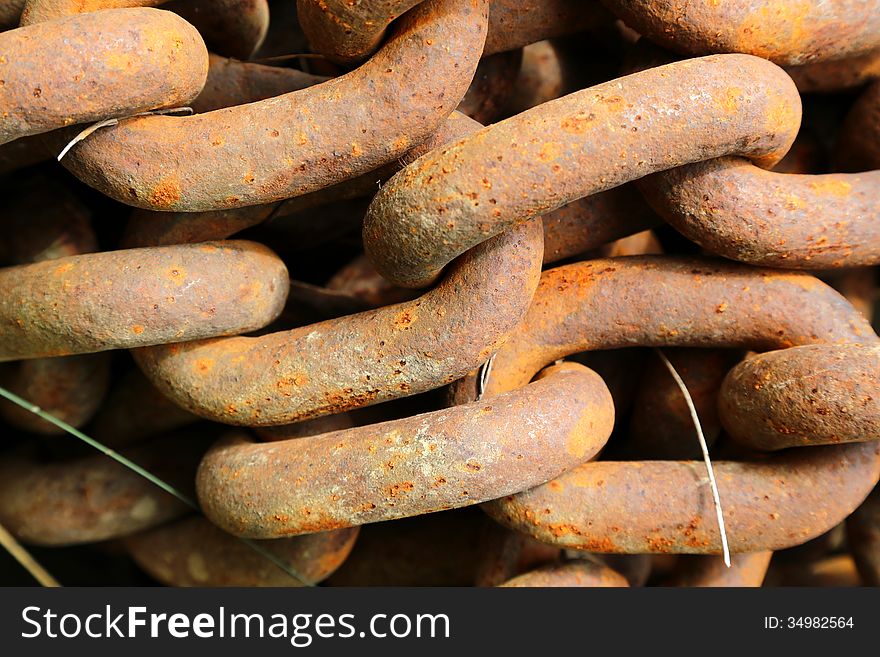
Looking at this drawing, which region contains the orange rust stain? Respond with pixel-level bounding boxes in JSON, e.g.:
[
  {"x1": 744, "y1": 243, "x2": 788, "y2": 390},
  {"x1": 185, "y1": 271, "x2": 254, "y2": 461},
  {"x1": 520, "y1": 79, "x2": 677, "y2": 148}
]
[
  {"x1": 148, "y1": 177, "x2": 182, "y2": 208},
  {"x1": 560, "y1": 112, "x2": 596, "y2": 134},
  {"x1": 54, "y1": 262, "x2": 74, "y2": 276},
  {"x1": 809, "y1": 179, "x2": 852, "y2": 196},
  {"x1": 537, "y1": 142, "x2": 563, "y2": 162},
  {"x1": 131, "y1": 325, "x2": 144, "y2": 335},
  {"x1": 194, "y1": 358, "x2": 214, "y2": 374},
  {"x1": 719, "y1": 87, "x2": 741, "y2": 114},
  {"x1": 393, "y1": 309, "x2": 416, "y2": 329}
]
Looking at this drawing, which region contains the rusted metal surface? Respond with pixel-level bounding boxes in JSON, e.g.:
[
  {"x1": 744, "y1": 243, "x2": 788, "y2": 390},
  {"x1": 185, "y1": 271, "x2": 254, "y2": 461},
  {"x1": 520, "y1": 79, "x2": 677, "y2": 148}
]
[
  {"x1": 0, "y1": 433, "x2": 208, "y2": 545},
  {"x1": 541, "y1": 186, "x2": 662, "y2": 265},
  {"x1": 0, "y1": 240, "x2": 288, "y2": 361},
  {"x1": 499, "y1": 561, "x2": 629, "y2": 587},
  {"x1": 504, "y1": 40, "x2": 567, "y2": 116},
  {"x1": 364, "y1": 54, "x2": 800, "y2": 288},
  {"x1": 125, "y1": 517, "x2": 358, "y2": 586},
  {"x1": 20, "y1": 0, "x2": 164, "y2": 23},
  {"x1": 0, "y1": 176, "x2": 110, "y2": 435},
  {"x1": 662, "y1": 552, "x2": 772, "y2": 587},
  {"x1": 600, "y1": 0, "x2": 880, "y2": 66},
  {"x1": 639, "y1": 157, "x2": 880, "y2": 269},
  {"x1": 626, "y1": 349, "x2": 740, "y2": 460},
  {"x1": 458, "y1": 256, "x2": 876, "y2": 400},
  {"x1": 133, "y1": 219, "x2": 542, "y2": 426},
  {"x1": 473, "y1": 522, "x2": 561, "y2": 587},
  {"x1": 483, "y1": 0, "x2": 613, "y2": 56},
  {"x1": 191, "y1": 53, "x2": 329, "y2": 114},
  {"x1": 835, "y1": 80, "x2": 880, "y2": 172},
  {"x1": 0, "y1": 8, "x2": 207, "y2": 145},
  {"x1": 458, "y1": 50, "x2": 523, "y2": 124},
  {"x1": 196, "y1": 363, "x2": 614, "y2": 537},
  {"x1": 846, "y1": 486, "x2": 880, "y2": 585},
  {"x1": 719, "y1": 344, "x2": 880, "y2": 451},
  {"x1": 60, "y1": 0, "x2": 489, "y2": 211},
  {"x1": 484, "y1": 441, "x2": 880, "y2": 553},
  {"x1": 296, "y1": 0, "x2": 423, "y2": 67},
  {"x1": 120, "y1": 111, "x2": 481, "y2": 248},
  {"x1": 786, "y1": 49, "x2": 880, "y2": 93},
  {"x1": 167, "y1": 0, "x2": 269, "y2": 60},
  {"x1": 299, "y1": 0, "x2": 610, "y2": 65}
]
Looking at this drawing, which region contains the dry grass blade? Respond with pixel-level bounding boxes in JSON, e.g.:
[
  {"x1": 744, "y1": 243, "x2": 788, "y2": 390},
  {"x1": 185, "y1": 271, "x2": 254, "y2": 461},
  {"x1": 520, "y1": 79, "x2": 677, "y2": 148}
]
[
  {"x1": 0, "y1": 385, "x2": 314, "y2": 586},
  {"x1": 654, "y1": 349, "x2": 732, "y2": 567},
  {"x1": 57, "y1": 107, "x2": 194, "y2": 161},
  {"x1": 0, "y1": 521, "x2": 61, "y2": 587}
]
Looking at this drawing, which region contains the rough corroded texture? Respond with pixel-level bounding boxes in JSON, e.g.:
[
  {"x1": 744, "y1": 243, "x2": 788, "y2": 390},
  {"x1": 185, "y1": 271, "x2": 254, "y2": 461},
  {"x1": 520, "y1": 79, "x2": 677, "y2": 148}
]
[
  {"x1": 191, "y1": 54, "x2": 328, "y2": 114},
  {"x1": 458, "y1": 256, "x2": 876, "y2": 400},
  {"x1": 639, "y1": 158, "x2": 880, "y2": 268},
  {"x1": 484, "y1": 0, "x2": 612, "y2": 56},
  {"x1": 0, "y1": 8, "x2": 207, "y2": 145},
  {"x1": 20, "y1": 0, "x2": 164, "y2": 23},
  {"x1": 835, "y1": 80, "x2": 880, "y2": 172},
  {"x1": 196, "y1": 364, "x2": 614, "y2": 537},
  {"x1": 133, "y1": 220, "x2": 542, "y2": 426},
  {"x1": 0, "y1": 176, "x2": 110, "y2": 434},
  {"x1": 505, "y1": 40, "x2": 566, "y2": 116},
  {"x1": 625, "y1": 349, "x2": 739, "y2": 460},
  {"x1": 847, "y1": 486, "x2": 880, "y2": 585},
  {"x1": 719, "y1": 344, "x2": 880, "y2": 451},
  {"x1": 297, "y1": 0, "x2": 423, "y2": 66},
  {"x1": 364, "y1": 54, "x2": 800, "y2": 288},
  {"x1": 299, "y1": 0, "x2": 609, "y2": 65},
  {"x1": 126, "y1": 517, "x2": 358, "y2": 587},
  {"x1": 0, "y1": 435, "x2": 208, "y2": 545},
  {"x1": 601, "y1": 0, "x2": 880, "y2": 65},
  {"x1": 120, "y1": 111, "x2": 481, "y2": 248},
  {"x1": 167, "y1": 0, "x2": 269, "y2": 60},
  {"x1": 61, "y1": 0, "x2": 489, "y2": 211},
  {"x1": 457, "y1": 49, "x2": 523, "y2": 124},
  {"x1": 663, "y1": 552, "x2": 772, "y2": 587},
  {"x1": 541, "y1": 185, "x2": 661, "y2": 264},
  {"x1": 499, "y1": 561, "x2": 629, "y2": 587},
  {"x1": 786, "y1": 49, "x2": 880, "y2": 93},
  {"x1": 484, "y1": 442, "x2": 880, "y2": 553},
  {"x1": 0, "y1": 240, "x2": 289, "y2": 361}
]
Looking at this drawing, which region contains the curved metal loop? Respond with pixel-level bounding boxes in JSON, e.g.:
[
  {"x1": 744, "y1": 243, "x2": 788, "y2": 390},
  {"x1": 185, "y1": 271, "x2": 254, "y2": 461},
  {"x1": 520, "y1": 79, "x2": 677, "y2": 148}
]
[
  {"x1": 484, "y1": 441, "x2": 880, "y2": 554},
  {"x1": 0, "y1": 240, "x2": 289, "y2": 361},
  {"x1": 0, "y1": 7, "x2": 208, "y2": 145},
  {"x1": 455, "y1": 256, "x2": 876, "y2": 400},
  {"x1": 719, "y1": 344, "x2": 880, "y2": 451},
  {"x1": 195, "y1": 363, "x2": 614, "y2": 537},
  {"x1": 125, "y1": 517, "x2": 359, "y2": 587},
  {"x1": 600, "y1": 0, "x2": 880, "y2": 66},
  {"x1": 133, "y1": 219, "x2": 543, "y2": 426},
  {"x1": 639, "y1": 158, "x2": 880, "y2": 269},
  {"x1": 58, "y1": 0, "x2": 490, "y2": 211},
  {"x1": 364, "y1": 54, "x2": 800, "y2": 288},
  {"x1": 0, "y1": 433, "x2": 209, "y2": 545}
]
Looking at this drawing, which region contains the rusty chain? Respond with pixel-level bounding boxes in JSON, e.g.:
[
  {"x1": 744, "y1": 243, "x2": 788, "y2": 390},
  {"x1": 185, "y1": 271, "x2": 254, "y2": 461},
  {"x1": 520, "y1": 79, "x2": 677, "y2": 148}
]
[{"x1": 0, "y1": 0, "x2": 877, "y2": 587}]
